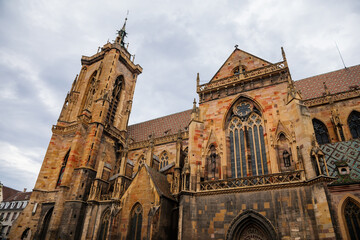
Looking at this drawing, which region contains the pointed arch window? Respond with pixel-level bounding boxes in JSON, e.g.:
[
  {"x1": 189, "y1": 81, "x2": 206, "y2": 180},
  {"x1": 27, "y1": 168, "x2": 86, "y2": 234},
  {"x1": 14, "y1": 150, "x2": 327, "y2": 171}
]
[
  {"x1": 106, "y1": 76, "x2": 123, "y2": 125},
  {"x1": 159, "y1": 151, "x2": 169, "y2": 169},
  {"x1": 228, "y1": 101, "x2": 268, "y2": 178},
  {"x1": 343, "y1": 198, "x2": 360, "y2": 239},
  {"x1": 97, "y1": 210, "x2": 110, "y2": 240},
  {"x1": 56, "y1": 150, "x2": 70, "y2": 187},
  {"x1": 128, "y1": 203, "x2": 143, "y2": 240},
  {"x1": 348, "y1": 111, "x2": 360, "y2": 139},
  {"x1": 312, "y1": 119, "x2": 330, "y2": 144}
]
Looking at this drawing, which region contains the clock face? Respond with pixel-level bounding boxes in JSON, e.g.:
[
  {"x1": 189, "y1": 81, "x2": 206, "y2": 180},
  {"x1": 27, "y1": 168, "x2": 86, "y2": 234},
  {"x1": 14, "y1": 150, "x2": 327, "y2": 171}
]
[{"x1": 235, "y1": 102, "x2": 252, "y2": 117}]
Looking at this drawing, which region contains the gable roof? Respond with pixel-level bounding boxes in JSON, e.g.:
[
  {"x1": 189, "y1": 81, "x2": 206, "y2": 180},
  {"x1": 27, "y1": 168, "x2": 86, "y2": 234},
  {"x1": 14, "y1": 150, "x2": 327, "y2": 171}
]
[
  {"x1": 145, "y1": 165, "x2": 175, "y2": 201},
  {"x1": 210, "y1": 48, "x2": 272, "y2": 82},
  {"x1": 4, "y1": 191, "x2": 32, "y2": 202},
  {"x1": 294, "y1": 64, "x2": 360, "y2": 100},
  {"x1": 128, "y1": 109, "x2": 192, "y2": 142},
  {"x1": 2, "y1": 186, "x2": 20, "y2": 202}
]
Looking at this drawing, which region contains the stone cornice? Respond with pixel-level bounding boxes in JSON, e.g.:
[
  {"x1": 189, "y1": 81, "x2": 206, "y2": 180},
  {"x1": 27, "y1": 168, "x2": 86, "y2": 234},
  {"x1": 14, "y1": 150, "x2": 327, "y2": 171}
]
[
  {"x1": 303, "y1": 89, "x2": 360, "y2": 107},
  {"x1": 52, "y1": 123, "x2": 79, "y2": 135},
  {"x1": 197, "y1": 64, "x2": 288, "y2": 103},
  {"x1": 103, "y1": 125, "x2": 126, "y2": 143},
  {"x1": 198, "y1": 61, "x2": 286, "y2": 92},
  {"x1": 129, "y1": 131, "x2": 189, "y2": 150}
]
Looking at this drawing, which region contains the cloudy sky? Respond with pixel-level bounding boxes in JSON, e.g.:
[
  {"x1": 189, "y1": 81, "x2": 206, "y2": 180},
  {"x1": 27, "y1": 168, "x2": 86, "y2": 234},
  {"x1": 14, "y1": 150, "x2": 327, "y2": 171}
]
[{"x1": 0, "y1": 0, "x2": 359, "y2": 191}]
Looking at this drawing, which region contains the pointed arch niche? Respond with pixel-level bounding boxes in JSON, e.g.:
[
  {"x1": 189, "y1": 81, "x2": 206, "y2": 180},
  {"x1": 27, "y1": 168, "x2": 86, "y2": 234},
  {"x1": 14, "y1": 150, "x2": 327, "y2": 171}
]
[
  {"x1": 348, "y1": 110, "x2": 360, "y2": 139},
  {"x1": 275, "y1": 130, "x2": 295, "y2": 172},
  {"x1": 204, "y1": 144, "x2": 220, "y2": 180},
  {"x1": 338, "y1": 194, "x2": 360, "y2": 239},
  {"x1": 226, "y1": 98, "x2": 269, "y2": 178},
  {"x1": 226, "y1": 210, "x2": 277, "y2": 240}
]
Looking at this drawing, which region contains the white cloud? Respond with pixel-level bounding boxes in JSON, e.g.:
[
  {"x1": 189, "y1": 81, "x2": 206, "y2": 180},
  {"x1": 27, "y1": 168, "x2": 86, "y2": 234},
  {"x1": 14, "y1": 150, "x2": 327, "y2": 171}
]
[
  {"x1": 0, "y1": 141, "x2": 43, "y2": 190},
  {"x1": 0, "y1": 0, "x2": 359, "y2": 190}
]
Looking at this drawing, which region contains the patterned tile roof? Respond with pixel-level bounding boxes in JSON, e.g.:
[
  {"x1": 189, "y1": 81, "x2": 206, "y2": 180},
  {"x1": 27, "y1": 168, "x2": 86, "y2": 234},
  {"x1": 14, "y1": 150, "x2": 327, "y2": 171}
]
[
  {"x1": 320, "y1": 139, "x2": 360, "y2": 180},
  {"x1": 294, "y1": 64, "x2": 360, "y2": 100},
  {"x1": 128, "y1": 109, "x2": 192, "y2": 142}
]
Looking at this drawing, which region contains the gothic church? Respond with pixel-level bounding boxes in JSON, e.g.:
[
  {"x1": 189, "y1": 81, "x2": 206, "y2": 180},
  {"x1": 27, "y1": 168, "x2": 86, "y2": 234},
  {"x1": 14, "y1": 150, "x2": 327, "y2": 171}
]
[{"x1": 10, "y1": 21, "x2": 360, "y2": 240}]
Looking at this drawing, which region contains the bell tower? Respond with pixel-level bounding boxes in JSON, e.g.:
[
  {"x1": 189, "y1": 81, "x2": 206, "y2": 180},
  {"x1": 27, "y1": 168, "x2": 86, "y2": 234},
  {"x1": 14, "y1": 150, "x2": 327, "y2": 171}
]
[{"x1": 10, "y1": 19, "x2": 142, "y2": 240}]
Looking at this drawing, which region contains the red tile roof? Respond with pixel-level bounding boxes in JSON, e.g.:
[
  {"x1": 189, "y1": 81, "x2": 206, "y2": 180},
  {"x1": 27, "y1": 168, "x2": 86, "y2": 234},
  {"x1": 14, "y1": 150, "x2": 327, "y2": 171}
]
[
  {"x1": 4, "y1": 191, "x2": 32, "y2": 202},
  {"x1": 2, "y1": 186, "x2": 20, "y2": 201},
  {"x1": 294, "y1": 64, "x2": 360, "y2": 100},
  {"x1": 128, "y1": 109, "x2": 192, "y2": 142},
  {"x1": 128, "y1": 66, "x2": 360, "y2": 143}
]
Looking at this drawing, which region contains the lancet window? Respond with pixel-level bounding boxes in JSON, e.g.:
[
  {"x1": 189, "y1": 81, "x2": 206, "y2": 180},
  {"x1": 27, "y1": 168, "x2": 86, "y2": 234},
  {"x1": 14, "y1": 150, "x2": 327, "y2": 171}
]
[
  {"x1": 128, "y1": 203, "x2": 143, "y2": 240},
  {"x1": 344, "y1": 198, "x2": 360, "y2": 238},
  {"x1": 312, "y1": 119, "x2": 330, "y2": 144},
  {"x1": 97, "y1": 210, "x2": 110, "y2": 240},
  {"x1": 159, "y1": 151, "x2": 169, "y2": 169},
  {"x1": 56, "y1": 150, "x2": 70, "y2": 187},
  {"x1": 228, "y1": 101, "x2": 268, "y2": 178},
  {"x1": 106, "y1": 76, "x2": 123, "y2": 125},
  {"x1": 348, "y1": 111, "x2": 360, "y2": 139}
]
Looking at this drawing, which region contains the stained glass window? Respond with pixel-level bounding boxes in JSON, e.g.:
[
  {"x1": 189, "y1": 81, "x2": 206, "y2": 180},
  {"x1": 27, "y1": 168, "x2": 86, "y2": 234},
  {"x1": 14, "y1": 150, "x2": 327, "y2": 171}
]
[
  {"x1": 228, "y1": 102, "x2": 268, "y2": 178},
  {"x1": 312, "y1": 119, "x2": 330, "y2": 144},
  {"x1": 348, "y1": 111, "x2": 360, "y2": 139},
  {"x1": 56, "y1": 150, "x2": 70, "y2": 187}
]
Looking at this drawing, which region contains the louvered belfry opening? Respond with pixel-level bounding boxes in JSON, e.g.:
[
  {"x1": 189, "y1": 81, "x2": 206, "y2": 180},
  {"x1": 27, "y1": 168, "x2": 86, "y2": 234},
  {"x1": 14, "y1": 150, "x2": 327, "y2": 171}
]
[{"x1": 107, "y1": 76, "x2": 123, "y2": 125}]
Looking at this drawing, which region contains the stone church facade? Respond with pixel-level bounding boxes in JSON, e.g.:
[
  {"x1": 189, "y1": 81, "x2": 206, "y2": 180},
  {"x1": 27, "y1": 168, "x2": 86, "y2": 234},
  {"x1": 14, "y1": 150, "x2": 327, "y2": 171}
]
[{"x1": 9, "y1": 22, "x2": 360, "y2": 240}]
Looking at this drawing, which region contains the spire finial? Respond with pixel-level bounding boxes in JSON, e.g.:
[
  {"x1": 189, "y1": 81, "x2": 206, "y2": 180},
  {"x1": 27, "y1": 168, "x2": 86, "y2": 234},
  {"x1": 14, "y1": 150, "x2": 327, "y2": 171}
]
[
  {"x1": 116, "y1": 12, "x2": 129, "y2": 46},
  {"x1": 196, "y1": 73, "x2": 200, "y2": 86},
  {"x1": 281, "y1": 47, "x2": 287, "y2": 61}
]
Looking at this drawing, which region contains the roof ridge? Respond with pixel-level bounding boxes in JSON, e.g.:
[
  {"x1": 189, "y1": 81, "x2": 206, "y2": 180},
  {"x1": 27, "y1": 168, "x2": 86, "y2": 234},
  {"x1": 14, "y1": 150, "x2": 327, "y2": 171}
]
[
  {"x1": 129, "y1": 109, "x2": 192, "y2": 127},
  {"x1": 295, "y1": 64, "x2": 360, "y2": 82}
]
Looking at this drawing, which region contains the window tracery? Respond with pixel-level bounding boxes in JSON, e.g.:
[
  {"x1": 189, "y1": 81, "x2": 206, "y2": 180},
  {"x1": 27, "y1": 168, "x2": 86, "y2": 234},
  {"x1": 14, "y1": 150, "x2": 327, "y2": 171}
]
[
  {"x1": 106, "y1": 76, "x2": 123, "y2": 125},
  {"x1": 128, "y1": 203, "x2": 143, "y2": 240},
  {"x1": 159, "y1": 151, "x2": 169, "y2": 169},
  {"x1": 344, "y1": 198, "x2": 360, "y2": 238},
  {"x1": 348, "y1": 111, "x2": 360, "y2": 139},
  {"x1": 312, "y1": 119, "x2": 330, "y2": 144},
  {"x1": 228, "y1": 100, "x2": 268, "y2": 178}
]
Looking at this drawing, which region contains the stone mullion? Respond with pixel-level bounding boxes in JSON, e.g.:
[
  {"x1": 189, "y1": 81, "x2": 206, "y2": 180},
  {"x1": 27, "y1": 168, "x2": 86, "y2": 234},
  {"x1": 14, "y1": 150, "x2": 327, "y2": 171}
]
[{"x1": 257, "y1": 122, "x2": 265, "y2": 176}]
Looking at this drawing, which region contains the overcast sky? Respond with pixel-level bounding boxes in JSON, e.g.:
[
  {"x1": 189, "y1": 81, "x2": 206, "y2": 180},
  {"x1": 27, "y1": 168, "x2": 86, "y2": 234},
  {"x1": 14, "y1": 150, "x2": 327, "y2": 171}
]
[{"x1": 0, "y1": 0, "x2": 359, "y2": 191}]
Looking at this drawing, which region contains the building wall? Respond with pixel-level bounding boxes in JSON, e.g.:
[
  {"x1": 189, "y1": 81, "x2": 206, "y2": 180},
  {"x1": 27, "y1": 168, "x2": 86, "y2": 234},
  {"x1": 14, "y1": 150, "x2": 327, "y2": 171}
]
[
  {"x1": 180, "y1": 184, "x2": 336, "y2": 239},
  {"x1": 307, "y1": 97, "x2": 360, "y2": 142}
]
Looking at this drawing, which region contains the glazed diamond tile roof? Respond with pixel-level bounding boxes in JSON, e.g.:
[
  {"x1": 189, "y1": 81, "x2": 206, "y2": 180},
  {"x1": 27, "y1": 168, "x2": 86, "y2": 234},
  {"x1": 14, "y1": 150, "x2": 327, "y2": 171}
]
[
  {"x1": 128, "y1": 109, "x2": 192, "y2": 142},
  {"x1": 294, "y1": 64, "x2": 360, "y2": 100}
]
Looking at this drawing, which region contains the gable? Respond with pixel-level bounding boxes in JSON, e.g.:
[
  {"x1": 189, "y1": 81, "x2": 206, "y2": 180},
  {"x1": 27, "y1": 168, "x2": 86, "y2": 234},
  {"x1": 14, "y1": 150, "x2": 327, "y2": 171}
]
[{"x1": 210, "y1": 48, "x2": 272, "y2": 82}]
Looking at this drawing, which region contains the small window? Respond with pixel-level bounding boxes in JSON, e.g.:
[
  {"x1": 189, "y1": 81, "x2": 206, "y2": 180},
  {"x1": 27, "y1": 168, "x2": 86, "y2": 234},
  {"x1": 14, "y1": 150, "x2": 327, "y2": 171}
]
[
  {"x1": 0, "y1": 203, "x2": 4, "y2": 209},
  {"x1": 22, "y1": 201, "x2": 28, "y2": 208},
  {"x1": 17, "y1": 202, "x2": 22, "y2": 209},
  {"x1": 10, "y1": 202, "x2": 16, "y2": 209}
]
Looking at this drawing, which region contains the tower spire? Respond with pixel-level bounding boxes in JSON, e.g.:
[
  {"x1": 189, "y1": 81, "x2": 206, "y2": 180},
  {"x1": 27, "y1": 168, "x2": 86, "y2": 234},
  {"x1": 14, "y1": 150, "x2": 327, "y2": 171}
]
[{"x1": 116, "y1": 14, "x2": 128, "y2": 46}]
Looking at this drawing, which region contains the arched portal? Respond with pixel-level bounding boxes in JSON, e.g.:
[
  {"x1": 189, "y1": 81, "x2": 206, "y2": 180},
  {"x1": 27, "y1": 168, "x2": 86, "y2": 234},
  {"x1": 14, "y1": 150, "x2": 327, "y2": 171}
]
[
  {"x1": 226, "y1": 210, "x2": 277, "y2": 240},
  {"x1": 39, "y1": 207, "x2": 53, "y2": 240}
]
